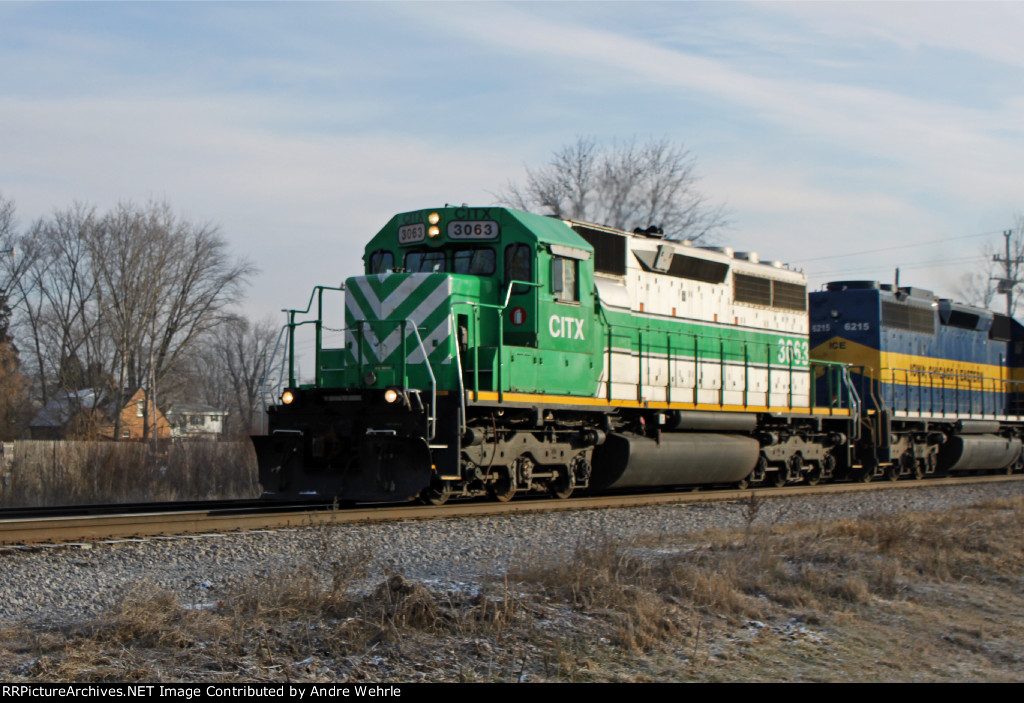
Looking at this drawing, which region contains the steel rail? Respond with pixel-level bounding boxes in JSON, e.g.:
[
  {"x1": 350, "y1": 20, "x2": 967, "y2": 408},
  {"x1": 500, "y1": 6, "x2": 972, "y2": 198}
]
[{"x1": 1, "y1": 474, "x2": 1021, "y2": 548}]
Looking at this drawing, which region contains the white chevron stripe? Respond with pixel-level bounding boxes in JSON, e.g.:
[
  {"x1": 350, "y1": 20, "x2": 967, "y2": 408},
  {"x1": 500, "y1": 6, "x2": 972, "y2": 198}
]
[
  {"x1": 345, "y1": 274, "x2": 454, "y2": 367},
  {"x1": 380, "y1": 274, "x2": 439, "y2": 318}
]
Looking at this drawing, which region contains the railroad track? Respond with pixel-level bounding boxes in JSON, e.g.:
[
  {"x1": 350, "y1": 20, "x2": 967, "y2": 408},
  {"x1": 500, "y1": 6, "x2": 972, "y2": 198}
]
[{"x1": 2, "y1": 474, "x2": 1021, "y2": 548}]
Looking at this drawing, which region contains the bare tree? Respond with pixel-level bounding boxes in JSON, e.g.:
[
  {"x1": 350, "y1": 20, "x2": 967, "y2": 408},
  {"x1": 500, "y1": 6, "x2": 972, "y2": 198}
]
[
  {"x1": 0, "y1": 193, "x2": 13, "y2": 245},
  {"x1": 0, "y1": 194, "x2": 29, "y2": 437},
  {"x1": 4, "y1": 204, "x2": 107, "y2": 405},
  {"x1": 498, "y1": 136, "x2": 727, "y2": 242},
  {"x1": 188, "y1": 315, "x2": 277, "y2": 438},
  {"x1": 959, "y1": 215, "x2": 1024, "y2": 318},
  {"x1": 88, "y1": 201, "x2": 256, "y2": 438},
  {"x1": 0, "y1": 198, "x2": 255, "y2": 439},
  {"x1": 958, "y1": 256, "x2": 1001, "y2": 312}
]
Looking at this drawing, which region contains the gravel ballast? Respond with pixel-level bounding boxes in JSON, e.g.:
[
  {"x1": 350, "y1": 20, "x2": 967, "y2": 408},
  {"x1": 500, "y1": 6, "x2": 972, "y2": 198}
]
[{"x1": 3, "y1": 481, "x2": 1023, "y2": 627}]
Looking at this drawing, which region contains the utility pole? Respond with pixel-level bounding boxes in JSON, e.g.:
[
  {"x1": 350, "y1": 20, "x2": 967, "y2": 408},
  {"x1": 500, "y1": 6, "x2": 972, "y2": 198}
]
[{"x1": 993, "y1": 229, "x2": 1022, "y2": 318}]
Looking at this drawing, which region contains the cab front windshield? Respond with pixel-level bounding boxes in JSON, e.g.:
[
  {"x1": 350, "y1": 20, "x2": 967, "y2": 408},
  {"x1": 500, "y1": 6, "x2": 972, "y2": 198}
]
[{"x1": 404, "y1": 247, "x2": 495, "y2": 276}]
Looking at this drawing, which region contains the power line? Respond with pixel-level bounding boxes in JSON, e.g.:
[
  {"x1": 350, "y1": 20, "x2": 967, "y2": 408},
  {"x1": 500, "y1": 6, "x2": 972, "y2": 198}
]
[
  {"x1": 807, "y1": 254, "x2": 990, "y2": 278},
  {"x1": 790, "y1": 228, "x2": 1003, "y2": 264}
]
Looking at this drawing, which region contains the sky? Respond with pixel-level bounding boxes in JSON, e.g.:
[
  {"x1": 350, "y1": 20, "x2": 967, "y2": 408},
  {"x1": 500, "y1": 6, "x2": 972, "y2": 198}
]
[{"x1": 2, "y1": 1, "x2": 1023, "y2": 331}]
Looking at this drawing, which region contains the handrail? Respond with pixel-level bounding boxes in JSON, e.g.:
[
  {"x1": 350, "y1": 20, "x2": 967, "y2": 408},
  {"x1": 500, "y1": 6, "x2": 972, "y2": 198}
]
[
  {"x1": 869, "y1": 365, "x2": 1024, "y2": 419},
  {"x1": 281, "y1": 285, "x2": 345, "y2": 388},
  {"x1": 843, "y1": 366, "x2": 862, "y2": 440},
  {"x1": 593, "y1": 305, "x2": 827, "y2": 410},
  {"x1": 335, "y1": 317, "x2": 439, "y2": 440},
  {"x1": 405, "y1": 320, "x2": 437, "y2": 440},
  {"x1": 450, "y1": 279, "x2": 540, "y2": 405},
  {"x1": 258, "y1": 322, "x2": 291, "y2": 434},
  {"x1": 258, "y1": 285, "x2": 344, "y2": 432}
]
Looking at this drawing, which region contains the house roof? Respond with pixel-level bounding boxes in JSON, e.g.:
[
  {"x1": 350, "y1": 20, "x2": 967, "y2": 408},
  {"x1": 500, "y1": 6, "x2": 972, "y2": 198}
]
[{"x1": 29, "y1": 388, "x2": 107, "y2": 429}]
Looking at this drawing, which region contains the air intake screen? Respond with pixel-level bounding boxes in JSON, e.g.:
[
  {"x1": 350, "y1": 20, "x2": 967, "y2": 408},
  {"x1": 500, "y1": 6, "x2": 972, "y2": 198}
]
[
  {"x1": 734, "y1": 274, "x2": 771, "y2": 306},
  {"x1": 667, "y1": 254, "x2": 729, "y2": 284},
  {"x1": 990, "y1": 314, "x2": 1012, "y2": 341},
  {"x1": 573, "y1": 226, "x2": 626, "y2": 275},
  {"x1": 882, "y1": 301, "x2": 935, "y2": 334},
  {"x1": 945, "y1": 310, "x2": 980, "y2": 330},
  {"x1": 773, "y1": 281, "x2": 807, "y2": 311},
  {"x1": 734, "y1": 274, "x2": 807, "y2": 311}
]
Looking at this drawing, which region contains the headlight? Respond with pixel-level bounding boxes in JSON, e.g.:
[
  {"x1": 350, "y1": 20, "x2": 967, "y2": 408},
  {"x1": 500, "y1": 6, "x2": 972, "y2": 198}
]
[
  {"x1": 428, "y1": 212, "x2": 440, "y2": 224},
  {"x1": 281, "y1": 390, "x2": 295, "y2": 405},
  {"x1": 383, "y1": 388, "x2": 400, "y2": 404},
  {"x1": 427, "y1": 225, "x2": 440, "y2": 238}
]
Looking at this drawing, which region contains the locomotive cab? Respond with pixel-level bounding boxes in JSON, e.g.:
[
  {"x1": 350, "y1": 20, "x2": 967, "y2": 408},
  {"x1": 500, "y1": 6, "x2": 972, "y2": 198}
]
[{"x1": 256, "y1": 207, "x2": 606, "y2": 502}]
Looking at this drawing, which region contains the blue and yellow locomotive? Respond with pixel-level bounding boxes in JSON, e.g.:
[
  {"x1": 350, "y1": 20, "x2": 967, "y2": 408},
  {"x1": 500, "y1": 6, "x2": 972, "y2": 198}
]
[{"x1": 810, "y1": 281, "x2": 1024, "y2": 480}]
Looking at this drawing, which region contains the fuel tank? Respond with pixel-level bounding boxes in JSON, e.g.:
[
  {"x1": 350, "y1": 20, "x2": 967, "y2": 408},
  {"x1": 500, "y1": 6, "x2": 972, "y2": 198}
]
[
  {"x1": 590, "y1": 432, "x2": 759, "y2": 489},
  {"x1": 937, "y1": 434, "x2": 1021, "y2": 472}
]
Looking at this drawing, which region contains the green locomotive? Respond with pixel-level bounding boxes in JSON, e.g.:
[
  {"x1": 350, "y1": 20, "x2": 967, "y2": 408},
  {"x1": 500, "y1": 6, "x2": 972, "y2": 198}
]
[{"x1": 253, "y1": 206, "x2": 857, "y2": 503}]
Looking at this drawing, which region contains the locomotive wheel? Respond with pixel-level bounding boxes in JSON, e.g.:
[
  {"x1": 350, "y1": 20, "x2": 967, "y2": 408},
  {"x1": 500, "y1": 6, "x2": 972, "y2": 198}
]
[
  {"x1": 884, "y1": 465, "x2": 900, "y2": 482},
  {"x1": 774, "y1": 454, "x2": 802, "y2": 487},
  {"x1": 734, "y1": 473, "x2": 751, "y2": 490},
  {"x1": 771, "y1": 467, "x2": 788, "y2": 488},
  {"x1": 912, "y1": 460, "x2": 925, "y2": 480},
  {"x1": 851, "y1": 467, "x2": 872, "y2": 483},
  {"x1": 804, "y1": 462, "x2": 822, "y2": 486},
  {"x1": 549, "y1": 466, "x2": 575, "y2": 500},
  {"x1": 421, "y1": 482, "x2": 452, "y2": 506},
  {"x1": 751, "y1": 455, "x2": 768, "y2": 485},
  {"x1": 488, "y1": 466, "x2": 517, "y2": 503},
  {"x1": 822, "y1": 453, "x2": 837, "y2": 480}
]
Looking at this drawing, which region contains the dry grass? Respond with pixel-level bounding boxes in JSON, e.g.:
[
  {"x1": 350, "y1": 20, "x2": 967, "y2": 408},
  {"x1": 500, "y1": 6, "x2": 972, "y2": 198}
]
[
  {"x1": 0, "y1": 440, "x2": 258, "y2": 506},
  {"x1": 1, "y1": 496, "x2": 1022, "y2": 682}
]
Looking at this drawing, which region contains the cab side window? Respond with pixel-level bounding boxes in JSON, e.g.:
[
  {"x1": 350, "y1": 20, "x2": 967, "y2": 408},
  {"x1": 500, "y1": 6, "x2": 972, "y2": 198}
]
[
  {"x1": 552, "y1": 256, "x2": 579, "y2": 303},
  {"x1": 368, "y1": 250, "x2": 394, "y2": 274}
]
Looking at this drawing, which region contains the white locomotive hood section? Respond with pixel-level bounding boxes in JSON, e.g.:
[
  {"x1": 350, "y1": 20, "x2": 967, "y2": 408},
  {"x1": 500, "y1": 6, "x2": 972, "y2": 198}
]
[
  {"x1": 586, "y1": 226, "x2": 810, "y2": 409},
  {"x1": 344, "y1": 273, "x2": 453, "y2": 366},
  {"x1": 623, "y1": 238, "x2": 807, "y2": 335}
]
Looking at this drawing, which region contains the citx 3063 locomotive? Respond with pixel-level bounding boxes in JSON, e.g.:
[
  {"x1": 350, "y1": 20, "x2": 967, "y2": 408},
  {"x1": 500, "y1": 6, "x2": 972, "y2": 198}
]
[{"x1": 252, "y1": 206, "x2": 1023, "y2": 503}]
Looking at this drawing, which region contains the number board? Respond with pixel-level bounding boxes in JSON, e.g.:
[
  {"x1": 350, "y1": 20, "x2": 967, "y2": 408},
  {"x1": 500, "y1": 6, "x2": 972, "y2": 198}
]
[
  {"x1": 398, "y1": 224, "x2": 425, "y2": 244},
  {"x1": 448, "y1": 221, "x2": 499, "y2": 240}
]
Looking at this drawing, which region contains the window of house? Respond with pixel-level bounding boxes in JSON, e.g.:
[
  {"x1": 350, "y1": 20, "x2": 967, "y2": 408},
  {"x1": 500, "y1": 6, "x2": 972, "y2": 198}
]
[{"x1": 137, "y1": 399, "x2": 144, "y2": 417}]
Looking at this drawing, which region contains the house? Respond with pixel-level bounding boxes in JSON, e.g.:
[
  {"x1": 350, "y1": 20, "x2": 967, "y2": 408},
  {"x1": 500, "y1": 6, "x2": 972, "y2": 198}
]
[
  {"x1": 112, "y1": 388, "x2": 171, "y2": 440},
  {"x1": 29, "y1": 388, "x2": 106, "y2": 440},
  {"x1": 165, "y1": 404, "x2": 228, "y2": 440},
  {"x1": 28, "y1": 388, "x2": 171, "y2": 440}
]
